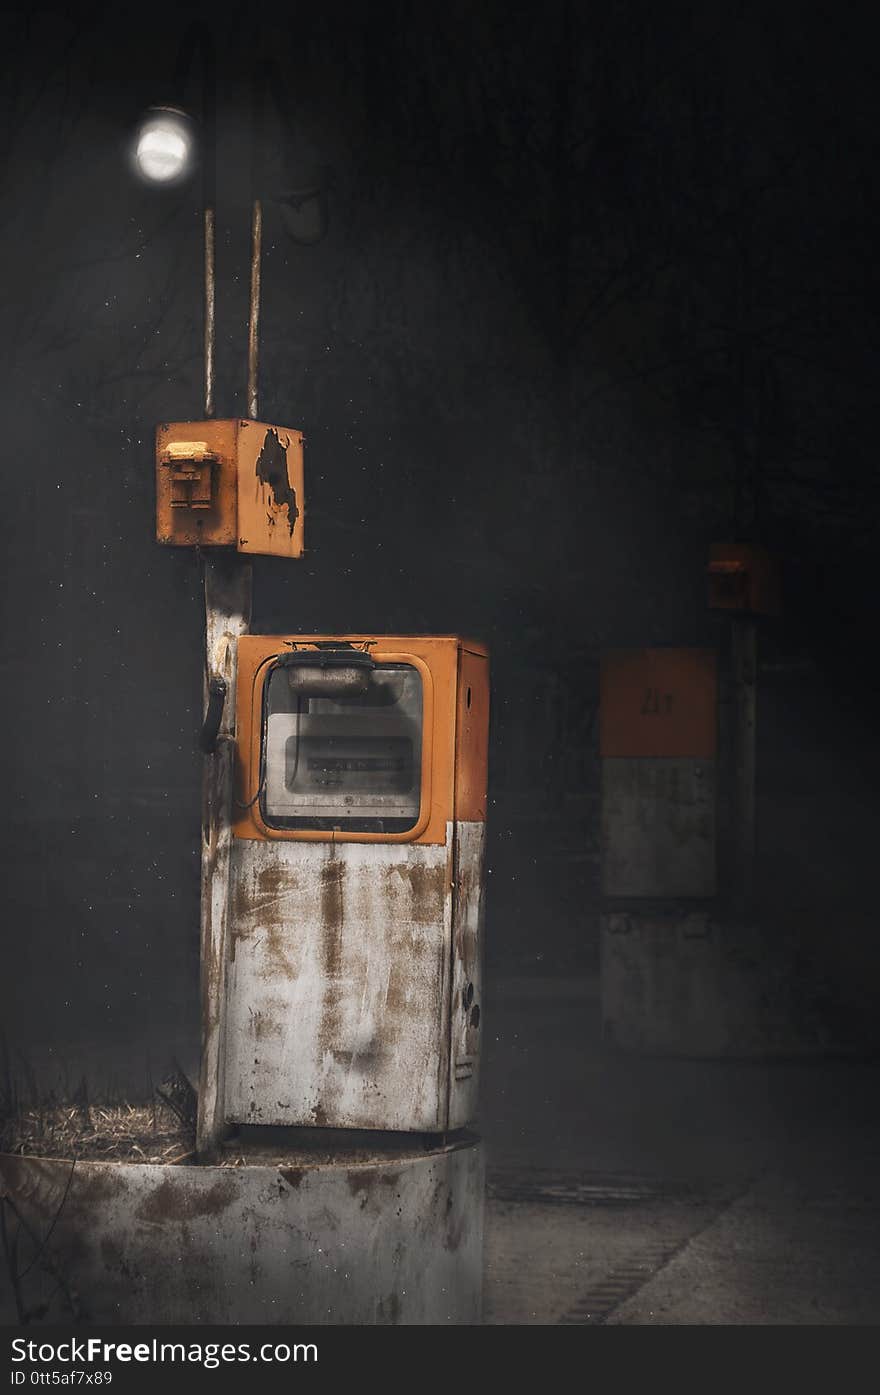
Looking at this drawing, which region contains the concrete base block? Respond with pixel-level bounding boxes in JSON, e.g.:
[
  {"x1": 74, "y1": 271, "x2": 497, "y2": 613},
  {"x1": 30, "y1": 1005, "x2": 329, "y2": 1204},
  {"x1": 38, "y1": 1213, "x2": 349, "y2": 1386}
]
[
  {"x1": 601, "y1": 911, "x2": 870, "y2": 1057},
  {"x1": 0, "y1": 1137, "x2": 483, "y2": 1325}
]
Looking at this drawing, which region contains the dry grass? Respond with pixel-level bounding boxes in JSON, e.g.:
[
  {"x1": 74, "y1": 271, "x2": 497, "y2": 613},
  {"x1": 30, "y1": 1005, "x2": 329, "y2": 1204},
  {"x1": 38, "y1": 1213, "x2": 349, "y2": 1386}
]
[
  {"x1": 0, "y1": 1049, "x2": 195, "y2": 1163},
  {"x1": 2, "y1": 1101, "x2": 193, "y2": 1163}
]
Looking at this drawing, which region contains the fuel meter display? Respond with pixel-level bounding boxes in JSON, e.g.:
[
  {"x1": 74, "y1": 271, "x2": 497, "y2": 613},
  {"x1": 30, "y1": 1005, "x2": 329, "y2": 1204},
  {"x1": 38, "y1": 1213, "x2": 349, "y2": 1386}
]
[{"x1": 262, "y1": 663, "x2": 423, "y2": 831}]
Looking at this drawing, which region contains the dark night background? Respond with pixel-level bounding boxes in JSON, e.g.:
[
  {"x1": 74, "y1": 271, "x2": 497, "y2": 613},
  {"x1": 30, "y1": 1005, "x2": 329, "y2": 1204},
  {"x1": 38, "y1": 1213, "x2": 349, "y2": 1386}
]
[{"x1": 1, "y1": 1, "x2": 879, "y2": 1088}]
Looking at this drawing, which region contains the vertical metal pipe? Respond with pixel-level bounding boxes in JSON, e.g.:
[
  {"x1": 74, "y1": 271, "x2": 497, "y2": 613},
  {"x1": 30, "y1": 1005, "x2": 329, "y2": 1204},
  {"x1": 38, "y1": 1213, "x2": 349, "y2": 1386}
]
[
  {"x1": 246, "y1": 40, "x2": 265, "y2": 424},
  {"x1": 731, "y1": 614, "x2": 757, "y2": 913},
  {"x1": 171, "y1": 22, "x2": 217, "y2": 417},
  {"x1": 247, "y1": 198, "x2": 262, "y2": 420},
  {"x1": 197, "y1": 556, "x2": 252, "y2": 1159},
  {"x1": 198, "y1": 23, "x2": 217, "y2": 418},
  {"x1": 204, "y1": 207, "x2": 215, "y2": 416}
]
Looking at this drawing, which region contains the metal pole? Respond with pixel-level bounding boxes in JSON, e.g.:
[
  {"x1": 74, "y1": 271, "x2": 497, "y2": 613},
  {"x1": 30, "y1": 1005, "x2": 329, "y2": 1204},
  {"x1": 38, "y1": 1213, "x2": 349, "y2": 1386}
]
[
  {"x1": 246, "y1": 41, "x2": 265, "y2": 423},
  {"x1": 246, "y1": 198, "x2": 262, "y2": 420},
  {"x1": 186, "y1": 26, "x2": 253, "y2": 1155},
  {"x1": 731, "y1": 614, "x2": 757, "y2": 913},
  {"x1": 172, "y1": 22, "x2": 217, "y2": 416},
  {"x1": 197, "y1": 557, "x2": 252, "y2": 1159},
  {"x1": 201, "y1": 28, "x2": 217, "y2": 417},
  {"x1": 204, "y1": 208, "x2": 215, "y2": 417}
]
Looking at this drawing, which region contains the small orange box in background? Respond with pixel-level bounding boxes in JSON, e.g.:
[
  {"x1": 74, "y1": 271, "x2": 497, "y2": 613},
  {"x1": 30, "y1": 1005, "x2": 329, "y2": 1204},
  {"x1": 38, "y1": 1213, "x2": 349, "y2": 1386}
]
[
  {"x1": 708, "y1": 542, "x2": 780, "y2": 616},
  {"x1": 600, "y1": 648, "x2": 717, "y2": 758},
  {"x1": 156, "y1": 418, "x2": 304, "y2": 558}
]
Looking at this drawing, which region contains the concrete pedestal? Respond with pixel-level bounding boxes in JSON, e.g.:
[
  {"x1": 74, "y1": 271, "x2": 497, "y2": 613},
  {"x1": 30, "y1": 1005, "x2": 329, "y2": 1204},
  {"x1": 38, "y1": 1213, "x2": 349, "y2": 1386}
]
[{"x1": 0, "y1": 1136, "x2": 483, "y2": 1324}]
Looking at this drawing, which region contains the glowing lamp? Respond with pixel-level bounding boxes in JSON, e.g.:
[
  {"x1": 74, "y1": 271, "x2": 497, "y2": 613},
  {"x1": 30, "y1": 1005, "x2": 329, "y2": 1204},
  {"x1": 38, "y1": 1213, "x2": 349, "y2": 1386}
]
[{"x1": 133, "y1": 107, "x2": 195, "y2": 184}]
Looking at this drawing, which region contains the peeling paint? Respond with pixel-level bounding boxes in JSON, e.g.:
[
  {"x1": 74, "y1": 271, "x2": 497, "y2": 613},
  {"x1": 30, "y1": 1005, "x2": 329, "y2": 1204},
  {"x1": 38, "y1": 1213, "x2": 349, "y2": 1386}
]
[{"x1": 254, "y1": 428, "x2": 299, "y2": 538}]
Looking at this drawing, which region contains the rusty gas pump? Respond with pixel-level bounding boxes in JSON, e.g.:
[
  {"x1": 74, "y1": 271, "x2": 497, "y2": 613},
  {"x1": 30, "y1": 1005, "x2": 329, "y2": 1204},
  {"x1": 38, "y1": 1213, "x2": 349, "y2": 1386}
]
[
  {"x1": 143, "y1": 176, "x2": 487, "y2": 1314},
  {"x1": 599, "y1": 544, "x2": 779, "y2": 1056},
  {"x1": 155, "y1": 412, "x2": 489, "y2": 1149},
  {"x1": 136, "y1": 35, "x2": 488, "y2": 1320},
  {"x1": 149, "y1": 98, "x2": 489, "y2": 1174}
]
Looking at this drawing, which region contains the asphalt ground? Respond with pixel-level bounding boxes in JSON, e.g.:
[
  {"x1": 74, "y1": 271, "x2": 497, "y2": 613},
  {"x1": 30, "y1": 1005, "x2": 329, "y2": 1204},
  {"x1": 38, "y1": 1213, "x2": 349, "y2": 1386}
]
[{"x1": 481, "y1": 977, "x2": 880, "y2": 1324}]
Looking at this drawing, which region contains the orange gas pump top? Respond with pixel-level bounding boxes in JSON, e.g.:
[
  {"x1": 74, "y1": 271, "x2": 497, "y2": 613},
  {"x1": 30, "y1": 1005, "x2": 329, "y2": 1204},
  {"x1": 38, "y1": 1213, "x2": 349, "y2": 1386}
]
[{"x1": 232, "y1": 635, "x2": 489, "y2": 845}]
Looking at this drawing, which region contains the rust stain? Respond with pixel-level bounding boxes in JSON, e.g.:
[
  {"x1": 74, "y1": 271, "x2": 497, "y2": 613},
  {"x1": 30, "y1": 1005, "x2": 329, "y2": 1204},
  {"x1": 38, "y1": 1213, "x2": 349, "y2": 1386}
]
[
  {"x1": 252, "y1": 1012, "x2": 283, "y2": 1042},
  {"x1": 317, "y1": 851, "x2": 345, "y2": 1069},
  {"x1": 258, "y1": 863, "x2": 297, "y2": 895},
  {"x1": 376, "y1": 1291, "x2": 401, "y2": 1324},
  {"x1": 232, "y1": 862, "x2": 300, "y2": 927},
  {"x1": 248, "y1": 1229, "x2": 261, "y2": 1287},
  {"x1": 346, "y1": 1169, "x2": 401, "y2": 1197},
  {"x1": 232, "y1": 861, "x2": 298, "y2": 979},
  {"x1": 257, "y1": 920, "x2": 296, "y2": 980},
  {"x1": 231, "y1": 865, "x2": 253, "y2": 924},
  {"x1": 74, "y1": 1168, "x2": 129, "y2": 1208},
  {"x1": 387, "y1": 862, "x2": 446, "y2": 926},
  {"x1": 445, "y1": 1208, "x2": 467, "y2": 1252},
  {"x1": 320, "y1": 852, "x2": 344, "y2": 942},
  {"x1": 278, "y1": 1168, "x2": 305, "y2": 1190},
  {"x1": 332, "y1": 1047, "x2": 382, "y2": 1070},
  {"x1": 426, "y1": 1176, "x2": 465, "y2": 1252},
  {"x1": 135, "y1": 1174, "x2": 237, "y2": 1224},
  {"x1": 384, "y1": 958, "x2": 409, "y2": 1017},
  {"x1": 1, "y1": 1157, "x2": 126, "y2": 1218}
]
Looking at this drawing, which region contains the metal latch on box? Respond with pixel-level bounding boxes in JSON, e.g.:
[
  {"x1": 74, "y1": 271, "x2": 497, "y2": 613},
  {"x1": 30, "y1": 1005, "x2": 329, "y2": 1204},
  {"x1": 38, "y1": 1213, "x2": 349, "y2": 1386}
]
[{"x1": 163, "y1": 440, "x2": 217, "y2": 510}]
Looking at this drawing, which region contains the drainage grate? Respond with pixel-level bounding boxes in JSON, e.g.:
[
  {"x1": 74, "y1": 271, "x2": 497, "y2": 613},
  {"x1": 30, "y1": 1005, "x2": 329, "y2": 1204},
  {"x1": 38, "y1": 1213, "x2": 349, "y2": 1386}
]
[
  {"x1": 488, "y1": 1169, "x2": 726, "y2": 1208},
  {"x1": 557, "y1": 1238, "x2": 689, "y2": 1324}
]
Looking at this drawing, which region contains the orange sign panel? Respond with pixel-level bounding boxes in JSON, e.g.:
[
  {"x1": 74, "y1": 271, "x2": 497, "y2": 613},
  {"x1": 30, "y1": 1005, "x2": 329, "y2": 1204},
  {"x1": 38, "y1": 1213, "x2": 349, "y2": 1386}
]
[{"x1": 600, "y1": 648, "x2": 717, "y2": 758}]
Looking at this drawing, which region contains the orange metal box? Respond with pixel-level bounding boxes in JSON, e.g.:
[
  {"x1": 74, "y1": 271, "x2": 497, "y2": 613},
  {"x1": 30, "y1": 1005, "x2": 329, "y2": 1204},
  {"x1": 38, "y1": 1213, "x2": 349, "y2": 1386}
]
[
  {"x1": 708, "y1": 542, "x2": 780, "y2": 616},
  {"x1": 600, "y1": 648, "x2": 717, "y2": 759},
  {"x1": 233, "y1": 634, "x2": 489, "y2": 844},
  {"x1": 156, "y1": 418, "x2": 304, "y2": 558}
]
